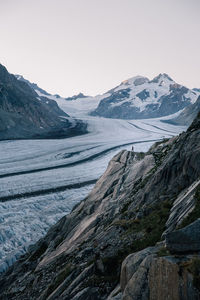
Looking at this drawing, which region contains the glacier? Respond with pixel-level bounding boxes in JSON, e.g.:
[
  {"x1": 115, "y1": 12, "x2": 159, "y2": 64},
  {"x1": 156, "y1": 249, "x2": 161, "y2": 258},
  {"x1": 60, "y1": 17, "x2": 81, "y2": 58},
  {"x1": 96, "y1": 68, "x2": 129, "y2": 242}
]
[{"x1": 0, "y1": 92, "x2": 187, "y2": 273}]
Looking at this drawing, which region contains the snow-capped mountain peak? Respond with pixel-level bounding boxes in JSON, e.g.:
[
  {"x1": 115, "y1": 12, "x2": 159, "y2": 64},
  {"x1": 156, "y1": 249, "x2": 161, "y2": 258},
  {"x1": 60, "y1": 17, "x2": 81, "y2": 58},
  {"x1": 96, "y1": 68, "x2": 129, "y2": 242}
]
[
  {"x1": 91, "y1": 73, "x2": 200, "y2": 119},
  {"x1": 15, "y1": 71, "x2": 200, "y2": 121},
  {"x1": 151, "y1": 73, "x2": 174, "y2": 84}
]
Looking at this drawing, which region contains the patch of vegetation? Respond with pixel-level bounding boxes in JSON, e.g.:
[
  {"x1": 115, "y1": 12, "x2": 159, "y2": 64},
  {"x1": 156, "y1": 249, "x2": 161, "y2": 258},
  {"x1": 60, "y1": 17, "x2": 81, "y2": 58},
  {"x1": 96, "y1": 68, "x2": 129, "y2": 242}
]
[
  {"x1": 81, "y1": 200, "x2": 172, "y2": 295},
  {"x1": 178, "y1": 186, "x2": 200, "y2": 229},
  {"x1": 45, "y1": 264, "x2": 73, "y2": 298},
  {"x1": 148, "y1": 138, "x2": 170, "y2": 152},
  {"x1": 101, "y1": 201, "x2": 172, "y2": 283},
  {"x1": 112, "y1": 218, "x2": 140, "y2": 229},
  {"x1": 157, "y1": 246, "x2": 171, "y2": 257},
  {"x1": 120, "y1": 200, "x2": 172, "y2": 239},
  {"x1": 135, "y1": 152, "x2": 145, "y2": 160}
]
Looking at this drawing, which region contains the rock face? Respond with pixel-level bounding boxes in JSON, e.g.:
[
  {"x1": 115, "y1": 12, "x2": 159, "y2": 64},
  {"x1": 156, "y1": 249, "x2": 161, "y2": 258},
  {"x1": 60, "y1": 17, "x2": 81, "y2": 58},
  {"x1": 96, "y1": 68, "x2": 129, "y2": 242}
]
[
  {"x1": 0, "y1": 111, "x2": 200, "y2": 299},
  {"x1": 163, "y1": 179, "x2": 200, "y2": 235},
  {"x1": 91, "y1": 74, "x2": 200, "y2": 119},
  {"x1": 0, "y1": 64, "x2": 87, "y2": 140},
  {"x1": 121, "y1": 247, "x2": 200, "y2": 300},
  {"x1": 15, "y1": 74, "x2": 51, "y2": 96},
  {"x1": 166, "y1": 219, "x2": 200, "y2": 253}
]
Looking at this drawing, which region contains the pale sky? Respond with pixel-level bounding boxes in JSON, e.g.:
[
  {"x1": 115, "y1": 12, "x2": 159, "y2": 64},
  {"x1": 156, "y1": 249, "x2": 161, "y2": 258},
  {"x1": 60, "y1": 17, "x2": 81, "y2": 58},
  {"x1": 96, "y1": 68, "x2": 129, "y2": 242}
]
[{"x1": 0, "y1": 0, "x2": 200, "y2": 96}]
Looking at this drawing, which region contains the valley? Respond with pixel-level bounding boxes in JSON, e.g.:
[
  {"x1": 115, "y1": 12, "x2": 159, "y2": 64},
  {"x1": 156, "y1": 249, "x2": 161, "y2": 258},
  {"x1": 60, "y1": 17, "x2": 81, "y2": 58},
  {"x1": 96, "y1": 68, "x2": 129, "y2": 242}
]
[{"x1": 0, "y1": 99, "x2": 185, "y2": 273}]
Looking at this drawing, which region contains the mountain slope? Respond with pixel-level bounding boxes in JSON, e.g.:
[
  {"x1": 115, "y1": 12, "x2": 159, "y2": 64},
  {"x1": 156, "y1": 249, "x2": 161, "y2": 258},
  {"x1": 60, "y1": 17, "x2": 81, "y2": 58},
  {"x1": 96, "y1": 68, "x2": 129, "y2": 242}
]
[
  {"x1": 163, "y1": 95, "x2": 200, "y2": 126},
  {"x1": 0, "y1": 64, "x2": 87, "y2": 140},
  {"x1": 15, "y1": 74, "x2": 51, "y2": 97},
  {"x1": 91, "y1": 74, "x2": 200, "y2": 119},
  {"x1": 0, "y1": 109, "x2": 200, "y2": 299}
]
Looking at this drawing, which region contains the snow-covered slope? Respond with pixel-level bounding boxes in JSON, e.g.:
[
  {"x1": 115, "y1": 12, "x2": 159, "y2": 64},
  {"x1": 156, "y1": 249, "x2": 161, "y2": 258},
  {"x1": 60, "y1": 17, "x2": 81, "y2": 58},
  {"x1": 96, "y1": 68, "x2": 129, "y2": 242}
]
[{"x1": 91, "y1": 74, "x2": 200, "y2": 119}]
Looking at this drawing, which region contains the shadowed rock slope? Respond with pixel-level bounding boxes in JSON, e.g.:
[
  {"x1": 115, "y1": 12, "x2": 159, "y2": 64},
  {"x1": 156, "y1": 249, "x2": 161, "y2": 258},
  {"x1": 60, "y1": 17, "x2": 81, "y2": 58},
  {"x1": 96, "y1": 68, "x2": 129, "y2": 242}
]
[
  {"x1": 0, "y1": 64, "x2": 87, "y2": 140},
  {"x1": 164, "y1": 95, "x2": 200, "y2": 127},
  {"x1": 0, "y1": 112, "x2": 200, "y2": 299}
]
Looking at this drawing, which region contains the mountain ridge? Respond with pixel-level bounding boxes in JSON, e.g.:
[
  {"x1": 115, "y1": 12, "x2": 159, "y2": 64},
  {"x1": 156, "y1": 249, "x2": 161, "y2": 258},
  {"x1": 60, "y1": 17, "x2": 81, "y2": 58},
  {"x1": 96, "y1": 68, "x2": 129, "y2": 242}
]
[
  {"x1": 0, "y1": 64, "x2": 87, "y2": 140},
  {"x1": 91, "y1": 73, "x2": 200, "y2": 120},
  {"x1": 16, "y1": 72, "x2": 200, "y2": 126}
]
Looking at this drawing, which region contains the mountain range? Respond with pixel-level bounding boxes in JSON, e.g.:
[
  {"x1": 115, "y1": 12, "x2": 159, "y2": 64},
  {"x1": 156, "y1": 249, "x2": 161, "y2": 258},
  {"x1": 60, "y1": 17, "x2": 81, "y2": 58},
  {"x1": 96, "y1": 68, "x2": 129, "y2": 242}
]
[
  {"x1": 0, "y1": 64, "x2": 87, "y2": 140},
  {"x1": 91, "y1": 74, "x2": 200, "y2": 119},
  {"x1": 14, "y1": 71, "x2": 200, "y2": 127}
]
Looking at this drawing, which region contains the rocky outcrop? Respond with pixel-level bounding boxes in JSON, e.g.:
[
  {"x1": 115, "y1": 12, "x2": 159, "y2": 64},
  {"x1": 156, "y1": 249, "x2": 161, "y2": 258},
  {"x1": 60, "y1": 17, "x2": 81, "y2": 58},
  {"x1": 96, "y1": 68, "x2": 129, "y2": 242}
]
[
  {"x1": 15, "y1": 74, "x2": 51, "y2": 96},
  {"x1": 120, "y1": 247, "x2": 200, "y2": 300},
  {"x1": 163, "y1": 179, "x2": 200, "y2": 235},
  {"x1": 0, "y1": 64, "x2": 87, "y2": 140},
  {"x1": 120, "y1": 218, "x2": 200, "y2": 300},
  {"x1": 166, "y1": 219, "x2": 200, "y2": 253},
  {"x1": 0, "y1": 111, "x2": 200, "y2": 299}
]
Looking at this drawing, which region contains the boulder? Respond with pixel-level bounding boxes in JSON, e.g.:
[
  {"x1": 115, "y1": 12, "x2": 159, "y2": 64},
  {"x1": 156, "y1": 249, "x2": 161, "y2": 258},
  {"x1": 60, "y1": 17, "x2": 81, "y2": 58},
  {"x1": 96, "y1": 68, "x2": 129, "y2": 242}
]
[
  {"x1": 120, "y1": 248, "x2": 200, "y2": 300},
  {"x1": 120, "y1": 247, "x2": 156, "y2": 291},
  {"x1": 166, "y1": 218, "x2": 200, "y2": 253}
]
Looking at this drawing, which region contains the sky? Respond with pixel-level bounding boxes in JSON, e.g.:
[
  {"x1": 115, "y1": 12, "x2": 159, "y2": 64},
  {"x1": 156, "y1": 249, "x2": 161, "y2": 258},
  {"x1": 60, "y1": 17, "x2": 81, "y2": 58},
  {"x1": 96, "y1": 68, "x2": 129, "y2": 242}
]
[{"x1": 0, "y1": 0, "x2": 200, "y2": 97}]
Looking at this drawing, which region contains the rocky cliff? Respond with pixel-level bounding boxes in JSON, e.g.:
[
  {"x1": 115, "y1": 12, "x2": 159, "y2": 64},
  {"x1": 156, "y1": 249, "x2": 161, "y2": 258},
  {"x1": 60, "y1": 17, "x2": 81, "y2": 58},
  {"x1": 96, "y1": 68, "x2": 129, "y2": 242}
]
[
  {"x1": 0, "y1": 112, "x2": 200, "y2": 299},
  {"x1": 0, "y1": 64, "x2": 87, "y2": 140}
]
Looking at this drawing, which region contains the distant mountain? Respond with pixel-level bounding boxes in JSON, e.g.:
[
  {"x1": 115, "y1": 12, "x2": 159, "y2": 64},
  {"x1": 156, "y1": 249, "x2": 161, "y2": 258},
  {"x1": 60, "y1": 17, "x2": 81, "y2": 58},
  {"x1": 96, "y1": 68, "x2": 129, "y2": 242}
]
[
  {"x1": 0, "y1": 64, "x2": 87, "y2": 140},
  {"x1": 91, "y1": 74, "x2": 200, "y2": 119},
  {"x1": 16, "y1": 75, "x2": 88, "y2": 102},
  {"x1": 65, "y1": 92, "x2": 88, "y2": 101},
  {"x1": 193, "y1": 88, "x2": 200, "y2": 93},
  {"x1": 163, "y1": 96, "x2": 200, "y2": 126}
]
